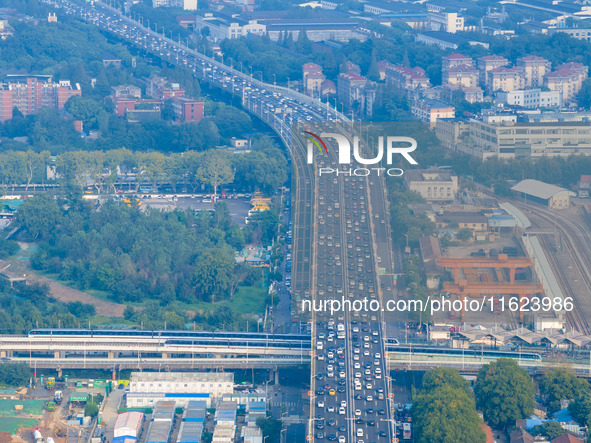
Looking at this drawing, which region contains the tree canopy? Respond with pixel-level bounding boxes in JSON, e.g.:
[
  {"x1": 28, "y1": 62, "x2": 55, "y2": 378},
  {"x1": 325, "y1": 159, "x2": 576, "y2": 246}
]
[
  {"x1": 475, "y1": 358, "x2": 535, "y2": 429},
  {"x1": 540, "y1": 368, "x2": 589, "y2": 415},
  {"x1": 413, "y1": 368, "x2": 485, "y2": 443}
]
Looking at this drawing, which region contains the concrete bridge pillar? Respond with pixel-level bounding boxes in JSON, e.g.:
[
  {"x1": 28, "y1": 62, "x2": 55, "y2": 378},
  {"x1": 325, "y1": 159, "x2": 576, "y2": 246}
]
[
  {"x1": 108, "y1": 351, "x2": 115, "y2": 359},
  {"x1": 274, "y1": 369, "x2": 279, "y2": 385},
  {"x1": 0, "y1": 351, "x2": 6, "y2": 358},
  {"x1": 161, "y1": 353, "x2": 168, "y2": 359},
  {"x1": 54, "y1": 351, "x2": 60, "y2": 359}
]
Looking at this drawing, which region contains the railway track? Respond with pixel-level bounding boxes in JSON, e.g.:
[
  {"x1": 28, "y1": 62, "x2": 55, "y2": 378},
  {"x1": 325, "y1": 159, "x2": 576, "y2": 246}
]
[{"x1": 515, "y1": 203, "x2": 591, "y2": 334}]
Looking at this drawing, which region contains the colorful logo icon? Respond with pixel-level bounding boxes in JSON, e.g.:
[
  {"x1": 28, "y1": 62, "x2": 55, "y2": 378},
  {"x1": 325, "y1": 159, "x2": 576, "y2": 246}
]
[{"x1": 304, "y1": 131, "x2": 328, "y2": 156}]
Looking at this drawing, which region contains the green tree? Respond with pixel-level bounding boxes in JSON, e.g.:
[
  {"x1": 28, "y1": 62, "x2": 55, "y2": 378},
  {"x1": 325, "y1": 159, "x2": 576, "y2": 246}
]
[
  {"x1": 531, "y1": 421, "x2": 565, "y2": 440},
  {"x1": 413, "y1": 384, "x2": 485, "y2": 443},
  {"x1": 195, "y1": 151, "x2": 234, "y2": 198},
  {"x1": 569, "y1": 394, "x2": 591, "y2": 427},
  {"x1": 0, "y1": 363, "x2": 32, "y2": 387},
  {"x1": 84, "y1": 402, "x2": 99, "y2": 417},
  {"x1": 456, "y1": 228, "x2": 473, "y2": 241},
  {"x1": 123, "y1": 305, "x2": 135, "y2": 321},
  {"x1": 191, "y1": 248, "x2": 235, "y2": 303},
  {"x1": 475, "y1": 358, "x2": 535, "y2": 429},
  {"x1": 421, "y1": 367, "x2": 471, "y2": 394},
  {"x1": 16, "y1": 194, "x2": 61, "y2": 239},
  {"x1": 255, "y1": 416, "x2": 282, "y2": 442},
  {"x1": 540, "y1": 368, "x2": 589, "y2": 415}
]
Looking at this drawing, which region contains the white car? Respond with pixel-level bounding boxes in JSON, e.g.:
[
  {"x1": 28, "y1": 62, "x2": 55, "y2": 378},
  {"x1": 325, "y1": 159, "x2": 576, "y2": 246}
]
[
  {"x1": 355, "y1": 372, "x2": 361, "y2": 379},
  {"x1": 354, "y1": 362, "x2": 361, "y2": 369},
  {"x1": 341, "y1": 400, "x2": 347, "y2": 408},
  {"x1": 317, "y1": 400, "x2": 324, "y2": 408},
  {"x1": 375, "y1": 353, "x2": 381, "y2": 359},
  {"x1": 366, "y1": 395, "x2": 373, "y2": 402},
  {"x1": 339, "y1": 407, "x2": 345, "y2": 415},
  {"x1": 355, "y1": 409, "x2": 361, "y2": 417},
  {"x1": 339, "y1": 436, "x2": 346, "y2": 443}
]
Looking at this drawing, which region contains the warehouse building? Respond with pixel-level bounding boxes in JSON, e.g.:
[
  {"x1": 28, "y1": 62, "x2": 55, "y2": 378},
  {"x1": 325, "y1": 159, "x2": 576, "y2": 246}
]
[
  {"x1": 511, "y1": 179, "x2": 572, "y2": 209},
  {"x1": 126, "y1": 372, "x2": 234, "y2": 408}
]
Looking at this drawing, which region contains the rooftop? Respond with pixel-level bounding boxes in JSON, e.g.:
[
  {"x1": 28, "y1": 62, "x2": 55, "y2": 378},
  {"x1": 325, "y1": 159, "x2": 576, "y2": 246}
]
[
  {"x1": 511, "y1": 179, "x2": 571, "y2": 200},
  {"x1": 130, "y1": 372, "x2": 234, "y2": 382},
  {"x1": 443, "y1": 53, "x2": 472, "y2": 60}
]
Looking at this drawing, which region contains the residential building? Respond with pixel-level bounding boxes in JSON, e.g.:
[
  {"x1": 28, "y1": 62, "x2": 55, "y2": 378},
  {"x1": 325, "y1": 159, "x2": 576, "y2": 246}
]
[
  {"x1": 443, "y1": 64, "x2": 479, "y2": 88},
  {"x1": 441, "y1": 54, "x2": 474, "y2": 71},
  {"x1": 321, "y1": 79, "x2": 336, "y2": 96},
  {"x1": 516, "y1": 56, "x2": 551, "y2": 88},
  {"x1": 415, "y1": 31, "x2": 489, "y2": 50},
  {"x1": 337, "y1": 73, "x2": 376, "y2": 117},
  {"x1": 486, "y1": 66, "x2": 526, "y2": 93},
  {"x1": 496, "y1": 89, "x2": 562, "y2": 108},
  {"x1": 427, "y1": 8, "x2": 464, "y2": 33},
  {"x1": 126, "y1": 372, "x2": 234, "y2": 408},
  {"x1": 302, "y1": 63, "x2": 325, "y2": 96},
  {"x1": 112, "y1": 98, "x2": 161, "y2": 117},
  {"x1": 477, "y1": 55, "x2": 509, "y2": 85},
  {"x1": 0, "y1": 77, "x2": 81, "y2": 122},
  {"x1": 411, "y1": 98, "x2": 455, "y2": 123},
  {"x1": 442, "y1": 84, "x2": 484, "y2": 103},
  {"x1": 546, "y1": 62, "x2": 588, "y2": 104},
  {"x1": 171, "y1": 97, "x2": 204, "y2": 123},
  {"x1": 404, "y1": 168, "x2": 459, "y2": 202},
  {"x1": 384, "y1": 64, "x2": 430, "y2": 90},
  {"x1": 470, "y1": 121, "x2": 591, "y2": 158}
]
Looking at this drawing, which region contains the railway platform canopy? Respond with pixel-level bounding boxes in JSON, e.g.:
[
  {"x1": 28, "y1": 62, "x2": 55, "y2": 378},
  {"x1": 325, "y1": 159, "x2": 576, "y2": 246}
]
[{"x1": 454, "y1": 326, "x2": 591, "y2": 348}]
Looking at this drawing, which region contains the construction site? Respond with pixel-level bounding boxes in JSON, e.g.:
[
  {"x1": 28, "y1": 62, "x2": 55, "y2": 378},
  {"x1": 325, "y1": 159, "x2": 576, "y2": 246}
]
[{"x1": 428, "y1": 199, "x2": 591, "y2": 335}]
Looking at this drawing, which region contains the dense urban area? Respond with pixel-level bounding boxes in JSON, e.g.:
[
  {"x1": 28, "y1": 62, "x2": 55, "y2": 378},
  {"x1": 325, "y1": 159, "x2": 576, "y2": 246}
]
[{"x1": 0, "y1": 0, "x2": 591, "y2": 442}]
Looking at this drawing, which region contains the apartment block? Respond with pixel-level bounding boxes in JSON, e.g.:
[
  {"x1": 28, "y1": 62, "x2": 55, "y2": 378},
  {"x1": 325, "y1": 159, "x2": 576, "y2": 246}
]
[
  {"x1": 384, "y1": 64, "x2": 431, "y2": 90},
  {"x1": 516, "y1": 56, "x2": 551, "y2": 88},
  {"x1": 443, "y1": 64, "x2": 479, "y2": 88},
  {"x1": 337, "y1": 72, "x2": 376, "y2": 117},
  {"x1": 441, "y1": 53, "x2": 473, "y2": 71},
  {"x1": 411, "y1": 98, "x2": 455, "y2": 123},
  {"x1": 171, "y1": 97, "x2": 204, "y2": 123},
  {"x1": 302, "y1": 63, "x2": 326, "y2": 97},
  {"x1": 486, "y1": 66, "x2": 526, "y2": 93},
  {"x1": 0, "y1": 77, "x2": 81, "y2": 122},
  {"x1": 545, "y1": 62, "x2": 588, "y2": 104},
  {"x1": 477, "y1": 55, "x2": 509, "y2": 85}
]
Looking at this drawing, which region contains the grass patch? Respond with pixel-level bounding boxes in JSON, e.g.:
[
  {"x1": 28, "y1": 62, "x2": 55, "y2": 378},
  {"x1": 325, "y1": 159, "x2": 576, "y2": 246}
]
[
  {"x1": 0, "y1": 399, "x2": 46, "y2": 416},
  {"x1": 179, "y1": 285, "x2": 268, "y2": 316},
  {"x1": 0, "y1": 417, "x2": 38, "y2": 434}
]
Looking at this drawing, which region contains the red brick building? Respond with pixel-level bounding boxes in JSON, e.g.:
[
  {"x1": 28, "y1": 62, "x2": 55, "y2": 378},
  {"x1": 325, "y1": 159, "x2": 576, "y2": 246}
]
[{"x1": 0, "y1": 76, "x2": 81, "y2": 122}]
